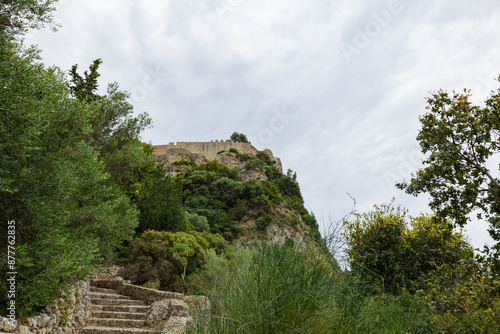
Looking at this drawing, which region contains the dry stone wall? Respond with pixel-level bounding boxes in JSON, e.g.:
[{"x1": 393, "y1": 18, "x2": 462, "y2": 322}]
[
  {"x1": 0, "y1": 267, "x2": 206, "y2": 334},
  {"x1": 89, "y1": 276, "x2": 208, "y2": 334},
  {"x1": 0, "y1": 280, "x2": 91, "y2": 334}
]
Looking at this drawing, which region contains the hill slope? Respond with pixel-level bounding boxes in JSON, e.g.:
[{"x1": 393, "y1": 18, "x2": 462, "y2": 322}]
[{"x1": 152, "y1": 141, "x2": 322, "y2": 247}]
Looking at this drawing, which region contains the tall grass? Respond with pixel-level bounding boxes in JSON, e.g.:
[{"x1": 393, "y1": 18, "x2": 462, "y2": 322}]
[
  {"x1": 189, "y1": 242, "x2": 337, "y2": 333},
  {"x1": 187, "y1": 240, "x2": 428, "y2": 334}
]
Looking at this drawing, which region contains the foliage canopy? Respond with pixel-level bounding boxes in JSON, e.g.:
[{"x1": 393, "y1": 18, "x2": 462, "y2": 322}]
[
  {"x1": 344, "y1": 203, "x2": 474, "y2": 294},
  {"x1": 0, "y1": 31, "x2": 146, "y2": 317},
  {"x1": 0, "y1": 0, "x2": 58, "y2": 39},
  {"x1": 397, "y1": 80, "x2": 500, "y2": 256},
  {"x1": 230, "y1": 132, "x2": 251, "y2": 143}
]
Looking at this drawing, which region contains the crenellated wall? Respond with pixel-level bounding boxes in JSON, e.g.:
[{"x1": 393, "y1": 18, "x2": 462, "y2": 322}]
[
  {"x1": 152, "y1": 140, "x2": 283, "y2": 173},
  {"x1": 153, "y1": 140, "x2": 258, "y2": 161}
]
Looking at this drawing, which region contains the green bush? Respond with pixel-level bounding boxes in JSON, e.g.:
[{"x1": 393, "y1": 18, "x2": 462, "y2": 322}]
[
  {"x1": 122, "y1": 230, "x2": 209, "y2": 292},
  {"x1": 303, "y1": 213, "x2": 319, "y2": 229},
  {"x1": 244, "y1": 157, "x2": 264, "y2": 169},
  {"x1": 230, "y1": 132, "x2": 250, "y2": 143},
  {"x1": 136, "y1": 174, "x2": 186, "y2": 234},
  {"x1": 12, "y1": 230, "x2": 98, "y2": 318},
  {"x1": 344, "y1": 203, "x2": 475, "y2": 294},
  {"x1": 416, "y1": 260, "x2": 500, "y2": 333},
  {"x1": 186, "y1": 211, "x2": 210, "y2": 232},
  {"x1": 255, "y1": 215, "x2": 272, "y2": 230},
  {"x1": 173, "y1": 160, "x2": 196, "y2": 167},
  {"x1": 353, "y1": 292, "x2": 432, "y2": 333}
]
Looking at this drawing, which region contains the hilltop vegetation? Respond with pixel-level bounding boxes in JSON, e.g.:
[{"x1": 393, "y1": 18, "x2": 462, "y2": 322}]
[{"x1": 121, "y1": 146, "x2": 325, "y2": 293}]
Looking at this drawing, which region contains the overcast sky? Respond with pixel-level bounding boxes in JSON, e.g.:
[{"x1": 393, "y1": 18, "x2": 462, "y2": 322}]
[{"x1": 26, "y1": 0, "x2": 500, "y2": 250}]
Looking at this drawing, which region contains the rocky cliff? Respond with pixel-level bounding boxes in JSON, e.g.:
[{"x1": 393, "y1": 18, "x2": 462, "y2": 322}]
[
  {"x1": 152, "y1": 141, "x2": 321, "y2": 248},
  {"x1": 153, "y1": 141, "x2": 282, "y2": 177}
]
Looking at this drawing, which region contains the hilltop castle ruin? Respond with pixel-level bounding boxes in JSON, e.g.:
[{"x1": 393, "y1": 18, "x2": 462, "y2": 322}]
[{"x1": 152, "y1": 140, "x2": 283, "y2": 174}]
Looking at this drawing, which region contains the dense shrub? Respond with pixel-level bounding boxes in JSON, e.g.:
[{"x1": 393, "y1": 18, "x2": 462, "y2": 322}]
[
  {"x1": 416, "y1": 259, "x2": 500, "y2": 333},
  {"x1": 255, "y1": 215, "x2": 272, "y2": 230},
  {"x1": 173, "y1": 160, "x2": 196, "y2": 167},
  {"x1": 353, "y1": 292, "x2": 432, "y2": 333},
  {"x1": 345, "y1": 203, "x2": 475, "y2": 294},
  {"x1": 122, "y1": 230, "x2": 209, "y2": 292},
  {"x1": 230, "y1": 132, "x2": 250, "y2": 143},
  {"x1": 186, "y1": 211, "x2": 210, "y2": 232}
]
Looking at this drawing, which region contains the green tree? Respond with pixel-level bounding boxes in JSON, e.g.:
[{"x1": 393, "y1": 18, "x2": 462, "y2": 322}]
[
  {"x1": 230, "y1": 131, "x2": 251, "y2": 143},
  {"x1": 396, "y1": 79, "x2": 500, "y2": 257},
  {"x1": 136, "y1": 171, "x2": 186, "y2": 234},
  {"x1": 344, "y1": 203, "x2": 474, "y2": 294},
  {"x1": 0, "y1": 36, "x2": 138, "y2": 317},
  {"x1": 68, "y1": 60, "x2": 152, "y2": 155},
  {"x1": 122, "y1": 230, "x2": 209, "y2": 292},
  {"x1": 0, "y1": 0, "x2": 58, "y2": 39},
  {"x1": 69, "y1": 58, "x2": 102, "y2": 102},
  {"x1": 68, "y1": 59, "x2": 155, "y2": 197}
]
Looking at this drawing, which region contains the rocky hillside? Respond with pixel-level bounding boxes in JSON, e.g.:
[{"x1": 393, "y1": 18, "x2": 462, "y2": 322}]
[
  {"x1": 152, "y1": 142, "x2": 322, "y2": 248},
  {"x1": 117, "y1": 141, "x2": 325, "y2": 294}
]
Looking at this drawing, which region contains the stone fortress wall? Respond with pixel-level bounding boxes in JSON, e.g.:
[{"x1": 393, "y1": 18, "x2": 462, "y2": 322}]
[
  {"x1": 153, "y1": 140, "x2": 283, "y2": 173},
  {"x1": 153, "y1": 140, "x2": 258, "y2": 162}
]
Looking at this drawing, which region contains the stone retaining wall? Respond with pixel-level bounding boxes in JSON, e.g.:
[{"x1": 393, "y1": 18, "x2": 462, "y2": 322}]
[
  {"x1": 90, "y1": 278, "x2": 183, "y2": 305},
  {"x1": 0, "y1": 268, "x2": 208, "y2": 334},
  {"x1": 0, "y1": 279, "x2": 91, "y2": 334}
]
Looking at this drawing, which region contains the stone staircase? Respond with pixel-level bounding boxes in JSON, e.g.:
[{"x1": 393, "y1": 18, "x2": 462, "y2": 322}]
[{"x1": 81, "y1": 285, "x2": 161, "y2": 334}]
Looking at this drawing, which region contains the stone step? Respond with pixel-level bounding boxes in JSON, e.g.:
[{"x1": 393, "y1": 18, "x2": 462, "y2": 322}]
[
  {"x1": 91, "y1": 298, "x2": 145, "y2": 306},
  {"x1": 91, "y1": 292, "x2": 132, "y2": 300},
  {"x1": 80, "y1": 326, "x2": 160, "y2": 334},
  {"x1": 91, "y1": 305, "x2": 149, "y2": 313},
  {"x1": 90, "y1": 286, "x2": 119, "y2": 294},
  {"x1": 87, "y1": 318, "x2": 145, "y2": 328},
  {"x1": 91, "y1": 310, "x2": 146, "y2": 320}
]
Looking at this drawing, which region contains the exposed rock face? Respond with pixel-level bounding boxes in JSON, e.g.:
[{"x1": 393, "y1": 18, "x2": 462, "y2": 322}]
[
  {"x1": 214, "y1": 153, "x2": 268, "y2": 182},
  {"x1": 262, "y1": 148, "x2": 282, "y2": 172},
  {"x1": 156, "y1": 148, "x2": 208, "y2": 166},
  {"x1": 153, "y1": 141, "x2": 283, "y2": 179},
  {"x1": 236, "y1": 202, "x2": 316, "y2": 248}
]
